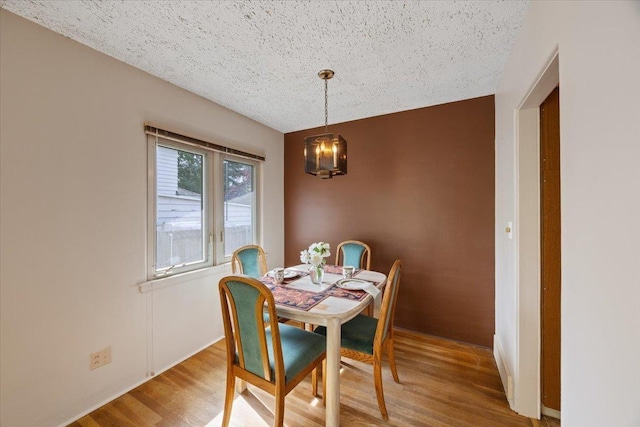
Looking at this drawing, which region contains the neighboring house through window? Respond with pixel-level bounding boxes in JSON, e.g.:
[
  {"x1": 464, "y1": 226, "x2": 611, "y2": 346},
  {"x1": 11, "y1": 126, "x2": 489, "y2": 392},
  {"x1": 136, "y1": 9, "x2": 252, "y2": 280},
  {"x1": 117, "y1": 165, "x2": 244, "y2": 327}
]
[{"x1": 156, "y1": 145, "x2": 206, "y2": 271}]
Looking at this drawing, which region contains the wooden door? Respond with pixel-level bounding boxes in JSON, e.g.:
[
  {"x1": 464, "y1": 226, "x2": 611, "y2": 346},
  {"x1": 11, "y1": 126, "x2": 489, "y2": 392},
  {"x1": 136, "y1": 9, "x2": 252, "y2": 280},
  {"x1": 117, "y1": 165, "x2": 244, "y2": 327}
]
[{"x1": 540, "y1": 86, "x2": 561, "y2": 412}]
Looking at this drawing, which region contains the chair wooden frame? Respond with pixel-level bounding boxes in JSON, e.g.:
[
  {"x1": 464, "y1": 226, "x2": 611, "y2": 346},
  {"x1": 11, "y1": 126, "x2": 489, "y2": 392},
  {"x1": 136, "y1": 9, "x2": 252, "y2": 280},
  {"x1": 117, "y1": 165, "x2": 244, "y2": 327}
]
[
  {"x1": 312, "y1": 259, "x2": 402, "y2": 420},
  {"x1": 335, "y1": 240, "x2": 371, "y2": 270},
  {"x1": 219, "y1": 275, "x2": 325, "y2": 427},
  {"x1": 232, "y1": 244, "x2": 303, "y2": 327},
  {"x1": 231, "y1": 244, "x2": 268, "y2": 278}
]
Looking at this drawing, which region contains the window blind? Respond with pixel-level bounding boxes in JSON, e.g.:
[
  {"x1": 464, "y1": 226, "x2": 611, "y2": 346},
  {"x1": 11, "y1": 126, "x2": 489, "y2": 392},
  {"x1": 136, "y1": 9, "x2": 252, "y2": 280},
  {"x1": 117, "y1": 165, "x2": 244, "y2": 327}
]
[{"x1": 144, "y1": 124, "x2": 265, "y2": 162}]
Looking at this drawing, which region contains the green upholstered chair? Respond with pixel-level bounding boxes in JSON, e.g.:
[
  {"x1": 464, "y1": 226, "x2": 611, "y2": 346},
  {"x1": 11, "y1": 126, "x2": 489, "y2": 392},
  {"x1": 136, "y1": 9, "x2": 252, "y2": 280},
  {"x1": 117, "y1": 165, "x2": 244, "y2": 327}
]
[
  {"x1": 313, "y1": 259, "x2": 402, "y2": 420},
  {"x1": 336, "y1": 240, "x2": 373, "y2": 315},
  {"x1": 219, "y1": 275, "x2": 326, "y2": 427},
  {"x1": 335, "y1": 240, "x2": 371, "y2": 270},
  {"x1": 231, "y1": 245, "x2": 267, "y2": 278}
]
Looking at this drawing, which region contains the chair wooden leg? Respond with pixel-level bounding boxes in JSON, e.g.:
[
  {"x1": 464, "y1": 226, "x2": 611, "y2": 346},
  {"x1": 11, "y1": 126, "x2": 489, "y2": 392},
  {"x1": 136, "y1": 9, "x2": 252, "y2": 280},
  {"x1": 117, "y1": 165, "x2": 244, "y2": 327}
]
[
  {"x1": 312, "y1": 367, "x2": 319, "y2": 397},
  {"x1": 274, "y1": 387, "x2": 286, "y2": 427},
  {"x1": 373, "y1": 360, "x2": 388, "y2": 420},
  {"x1": 312, "y1": 359, "x2": 327, "y2": 404},
  {"x1": 222, "y1": 373, "x2": 236, "y2": 427},
  {"x1": 322, "y1": 359, "x2": 327, "y2": 406},
  {"x1": 386, "y1": 338, "x2": 400, "y2": 383}
]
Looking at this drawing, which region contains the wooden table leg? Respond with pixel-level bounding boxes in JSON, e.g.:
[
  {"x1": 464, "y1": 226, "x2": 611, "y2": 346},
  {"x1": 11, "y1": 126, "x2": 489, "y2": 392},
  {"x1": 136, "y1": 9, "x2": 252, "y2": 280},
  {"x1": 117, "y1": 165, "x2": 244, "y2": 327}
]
[{"x1": 325, "y1": 317, "x2": 341, "y2": 427}]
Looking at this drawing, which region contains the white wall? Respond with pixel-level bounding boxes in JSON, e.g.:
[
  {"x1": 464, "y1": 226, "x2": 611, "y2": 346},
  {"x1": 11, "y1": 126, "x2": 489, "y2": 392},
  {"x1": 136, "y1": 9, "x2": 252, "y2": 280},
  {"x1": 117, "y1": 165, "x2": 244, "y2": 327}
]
[
  {"x1": 495, "y1": 2, "x2": 640, "y2": 426},
  {"x1": 0, "y1": 10, "x2": 284, "y2": 427}
]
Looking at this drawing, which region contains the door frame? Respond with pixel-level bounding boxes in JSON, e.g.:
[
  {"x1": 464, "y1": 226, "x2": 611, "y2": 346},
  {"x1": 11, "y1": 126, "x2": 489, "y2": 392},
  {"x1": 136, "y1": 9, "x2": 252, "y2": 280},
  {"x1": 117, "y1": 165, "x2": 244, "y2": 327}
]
[{"x1": 513, "y1": 51, "x2": 559, "y2": 418}]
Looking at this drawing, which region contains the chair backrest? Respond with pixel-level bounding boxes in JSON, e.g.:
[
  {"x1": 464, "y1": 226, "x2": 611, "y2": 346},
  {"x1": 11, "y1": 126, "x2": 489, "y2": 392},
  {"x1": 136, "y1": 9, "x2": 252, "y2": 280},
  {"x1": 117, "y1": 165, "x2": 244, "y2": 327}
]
[
  {"x1": 335, "y1": 240, "x2": 371, "y2": 270},
  {"x1": 374, "y1": 260, "x2": 402, "y2": 348},
  {"x1": 219, "y1": 275, "x2": 284, "y2": 383},
  {"x1": 231, "y1": 245, "x2": 267, "y2": 278}
]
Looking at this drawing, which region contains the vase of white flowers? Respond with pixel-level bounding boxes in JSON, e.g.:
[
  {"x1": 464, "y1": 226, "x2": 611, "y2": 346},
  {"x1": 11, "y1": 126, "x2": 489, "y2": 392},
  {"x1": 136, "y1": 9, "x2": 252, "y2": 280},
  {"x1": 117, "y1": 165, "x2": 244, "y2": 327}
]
[{"x1": 300, "y1": 242, "x2": 331, "y2": 284}]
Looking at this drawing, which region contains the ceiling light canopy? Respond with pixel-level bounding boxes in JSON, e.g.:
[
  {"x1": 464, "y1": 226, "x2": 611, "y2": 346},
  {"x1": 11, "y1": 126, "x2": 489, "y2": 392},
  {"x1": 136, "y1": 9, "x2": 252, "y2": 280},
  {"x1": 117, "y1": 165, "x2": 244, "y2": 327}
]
[{"x1": 304, "y1": 70, "x2": 347, "y2": 179}]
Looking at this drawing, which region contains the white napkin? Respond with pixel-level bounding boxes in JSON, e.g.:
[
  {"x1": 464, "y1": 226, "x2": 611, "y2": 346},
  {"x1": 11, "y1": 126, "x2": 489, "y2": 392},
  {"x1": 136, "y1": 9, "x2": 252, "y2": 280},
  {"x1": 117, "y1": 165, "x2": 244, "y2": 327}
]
[
  {"x1": 361, "y1": 282, "x2": 380, "y2": 298},
  {"x1": 338, "y1": 279, "x2": 380, "y2": 297}
]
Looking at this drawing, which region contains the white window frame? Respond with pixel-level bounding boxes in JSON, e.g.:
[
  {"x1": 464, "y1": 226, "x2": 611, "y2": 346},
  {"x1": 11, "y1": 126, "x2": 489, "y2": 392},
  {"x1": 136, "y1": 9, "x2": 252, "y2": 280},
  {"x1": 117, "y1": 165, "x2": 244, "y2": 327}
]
[
  {"x1": 215, "y1": 154, "x2": 261, "y2": 264},
  {"x1": 147, "y1": 136, "x2": 213, "y2": 278},
  {"x1": 147, "y1": 131, "x2": 262, "y2": 279}
]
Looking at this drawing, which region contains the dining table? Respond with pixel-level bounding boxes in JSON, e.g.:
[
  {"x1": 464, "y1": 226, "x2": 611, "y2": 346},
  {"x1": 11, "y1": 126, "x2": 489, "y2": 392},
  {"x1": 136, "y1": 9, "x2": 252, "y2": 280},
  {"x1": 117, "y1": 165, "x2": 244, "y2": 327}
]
[{"x1": 258, "y1": 264, "x2": 388, "y2": 427}]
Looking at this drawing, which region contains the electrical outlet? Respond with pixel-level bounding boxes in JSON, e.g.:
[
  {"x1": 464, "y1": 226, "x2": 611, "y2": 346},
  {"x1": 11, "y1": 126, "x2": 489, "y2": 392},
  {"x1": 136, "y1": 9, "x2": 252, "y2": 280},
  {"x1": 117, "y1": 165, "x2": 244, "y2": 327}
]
[{"x1": 90, "y1": 346, "x2": 111, "y2": 370}]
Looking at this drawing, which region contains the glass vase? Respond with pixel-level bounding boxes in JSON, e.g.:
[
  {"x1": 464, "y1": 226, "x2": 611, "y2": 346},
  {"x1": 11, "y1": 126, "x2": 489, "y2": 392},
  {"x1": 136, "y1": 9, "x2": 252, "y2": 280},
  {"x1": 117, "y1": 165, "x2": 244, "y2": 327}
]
[{"x1": 310, "y1": 264, "x2": 324, "y2": 284}]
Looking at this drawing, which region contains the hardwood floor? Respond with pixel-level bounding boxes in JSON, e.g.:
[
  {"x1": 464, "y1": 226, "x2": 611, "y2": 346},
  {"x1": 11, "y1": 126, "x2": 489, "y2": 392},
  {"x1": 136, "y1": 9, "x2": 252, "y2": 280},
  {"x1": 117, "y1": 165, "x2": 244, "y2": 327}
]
[
  {"x1": 541, "y1": 416, "x2": 561, "y2": 427},
  {"x1": 70, "y1": 329, "x2": 553, "y2": 426}
]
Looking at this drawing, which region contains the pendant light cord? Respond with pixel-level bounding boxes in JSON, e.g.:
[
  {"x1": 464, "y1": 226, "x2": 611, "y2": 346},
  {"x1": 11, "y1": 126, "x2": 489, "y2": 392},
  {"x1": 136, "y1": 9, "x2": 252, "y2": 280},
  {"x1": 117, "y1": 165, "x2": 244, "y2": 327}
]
[{"x1": 324, "y1": 77, "x2": 329, "y2": 133}]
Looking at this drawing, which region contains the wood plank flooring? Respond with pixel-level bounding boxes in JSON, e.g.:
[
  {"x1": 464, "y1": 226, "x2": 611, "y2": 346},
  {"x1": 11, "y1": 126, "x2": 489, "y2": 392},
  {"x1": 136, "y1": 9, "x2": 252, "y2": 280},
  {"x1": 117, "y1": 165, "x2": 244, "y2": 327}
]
[{"x1": 70, "y1": 329, "x2": 556, "y2": 426}]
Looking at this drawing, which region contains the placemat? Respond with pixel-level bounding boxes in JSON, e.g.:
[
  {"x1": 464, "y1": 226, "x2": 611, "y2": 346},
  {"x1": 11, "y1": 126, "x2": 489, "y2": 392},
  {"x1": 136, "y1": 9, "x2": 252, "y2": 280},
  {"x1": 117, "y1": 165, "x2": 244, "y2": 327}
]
[
  {"x1": 267, "y1": 284, "x2": 329, "y2": 311},
  {"x1": 261, "y1": 270, "x2": 309, "y2": 286},
  {"x1": 322, "y1": 264, "x2": 362, "y2": 275},
  {"x1": 259, "y1": 275, "x2": 329, "y2": 311},
  {"x1": 323, "y1": 284, "x2": 367, "y2": 301}
]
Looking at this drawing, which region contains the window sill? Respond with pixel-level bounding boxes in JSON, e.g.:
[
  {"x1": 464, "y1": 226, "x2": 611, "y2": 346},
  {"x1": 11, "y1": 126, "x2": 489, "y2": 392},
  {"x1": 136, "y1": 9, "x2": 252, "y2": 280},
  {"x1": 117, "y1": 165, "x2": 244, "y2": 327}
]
[{"x1": 139, "y1": 263, "x2": 232, "y2": 293}]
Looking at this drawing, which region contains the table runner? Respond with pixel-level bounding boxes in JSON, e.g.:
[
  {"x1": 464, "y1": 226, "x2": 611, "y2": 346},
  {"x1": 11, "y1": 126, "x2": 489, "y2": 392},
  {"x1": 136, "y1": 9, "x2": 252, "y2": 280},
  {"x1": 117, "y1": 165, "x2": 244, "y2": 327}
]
[{"x1": 259, "y1": 265, "x2": 370, "y2": 311}]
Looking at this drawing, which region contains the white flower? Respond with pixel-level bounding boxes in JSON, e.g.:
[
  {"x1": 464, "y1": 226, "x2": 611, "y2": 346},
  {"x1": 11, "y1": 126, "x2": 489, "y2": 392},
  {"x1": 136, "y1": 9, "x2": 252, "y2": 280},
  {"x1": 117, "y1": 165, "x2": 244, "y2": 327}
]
[
  {"x1": 300, "y1": 250, "x2": 310, "y2": 264},
  {"x1": 301, "y1": 242, "x2": 331, "y2": 266},
  {"x1": 309, "y1": 252, "x2": 323, "y2": 266}
]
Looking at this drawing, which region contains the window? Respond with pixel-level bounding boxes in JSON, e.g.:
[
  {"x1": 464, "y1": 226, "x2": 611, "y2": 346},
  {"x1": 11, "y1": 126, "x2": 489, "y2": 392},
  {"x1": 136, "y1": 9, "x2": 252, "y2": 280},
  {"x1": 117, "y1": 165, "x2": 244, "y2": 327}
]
[
  {"x1": 147, "y1": 127, "x2": 262, "y2": 278},
  {"x1": 222, "y1": 159, "x2": 256, "y2": 257}
]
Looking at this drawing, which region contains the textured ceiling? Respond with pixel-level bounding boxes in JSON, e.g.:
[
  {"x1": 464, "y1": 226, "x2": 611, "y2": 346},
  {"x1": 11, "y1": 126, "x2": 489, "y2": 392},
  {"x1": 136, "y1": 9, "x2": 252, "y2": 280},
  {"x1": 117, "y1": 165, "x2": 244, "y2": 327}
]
[{"x1": 0, "y1": 1, "x2": 528, "y2": 133}]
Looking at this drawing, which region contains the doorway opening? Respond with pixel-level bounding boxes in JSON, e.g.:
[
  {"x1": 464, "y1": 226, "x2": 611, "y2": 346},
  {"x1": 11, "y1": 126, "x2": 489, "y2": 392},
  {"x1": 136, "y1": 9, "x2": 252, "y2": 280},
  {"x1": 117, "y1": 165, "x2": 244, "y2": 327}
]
[
  {"x1": 514, "y1": 52, "x2": 560, "y2": 420},
  {"x1": 540, "y1": 86, "x2": 561, "y2": 420}
]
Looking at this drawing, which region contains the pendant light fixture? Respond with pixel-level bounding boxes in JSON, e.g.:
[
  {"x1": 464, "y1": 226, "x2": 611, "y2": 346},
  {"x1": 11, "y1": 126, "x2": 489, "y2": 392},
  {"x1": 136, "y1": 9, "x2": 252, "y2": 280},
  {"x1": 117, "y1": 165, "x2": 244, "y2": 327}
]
[{"x1": 304, "y1": 69, "x2": 347, "y2": 178}]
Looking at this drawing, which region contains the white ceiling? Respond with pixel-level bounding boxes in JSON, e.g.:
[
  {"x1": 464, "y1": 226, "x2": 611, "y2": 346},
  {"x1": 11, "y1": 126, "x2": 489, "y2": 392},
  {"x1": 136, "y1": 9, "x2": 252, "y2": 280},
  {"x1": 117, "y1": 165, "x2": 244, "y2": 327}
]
[{"x1": 0, "y1": 0, "x2": 528, "y2": 133}]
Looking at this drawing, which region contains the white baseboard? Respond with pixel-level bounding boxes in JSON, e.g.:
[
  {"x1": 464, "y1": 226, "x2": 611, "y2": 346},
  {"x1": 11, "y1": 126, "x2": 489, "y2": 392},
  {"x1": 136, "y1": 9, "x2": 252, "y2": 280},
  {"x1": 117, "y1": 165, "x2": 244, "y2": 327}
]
[
  {"x1": 494, "y1": 334, "x2": 514, "y2": 408},
  {"x1": 541, "y1": 405, "x2": 561, "y2": 419}
]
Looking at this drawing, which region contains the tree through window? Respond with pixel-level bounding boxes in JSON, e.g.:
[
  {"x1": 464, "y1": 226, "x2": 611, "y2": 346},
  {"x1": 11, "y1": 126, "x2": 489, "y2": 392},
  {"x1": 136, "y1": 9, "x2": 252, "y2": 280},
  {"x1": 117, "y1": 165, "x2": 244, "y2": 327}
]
[{"x1": 223, "y1": 159, "x2": 255, "y2": 257}]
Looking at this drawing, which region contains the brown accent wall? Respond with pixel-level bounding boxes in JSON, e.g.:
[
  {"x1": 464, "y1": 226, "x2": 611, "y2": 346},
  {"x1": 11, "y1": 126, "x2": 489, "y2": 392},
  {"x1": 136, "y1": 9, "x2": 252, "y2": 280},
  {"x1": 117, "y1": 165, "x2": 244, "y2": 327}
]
[{"x1": 284, "y1": 96, "x2": 495, "y2": 347}]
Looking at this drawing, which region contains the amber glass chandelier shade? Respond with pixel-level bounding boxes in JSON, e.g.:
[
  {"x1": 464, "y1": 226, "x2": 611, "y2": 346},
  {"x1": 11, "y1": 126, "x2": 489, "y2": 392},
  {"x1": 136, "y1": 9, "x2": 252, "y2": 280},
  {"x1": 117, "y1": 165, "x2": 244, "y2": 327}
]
[
  {"x1": 304, "y1": 133, "x2": 347, "y2": 178},
  {"x1": 304, "y1": 69, "x2": 348, "y2": 179}
]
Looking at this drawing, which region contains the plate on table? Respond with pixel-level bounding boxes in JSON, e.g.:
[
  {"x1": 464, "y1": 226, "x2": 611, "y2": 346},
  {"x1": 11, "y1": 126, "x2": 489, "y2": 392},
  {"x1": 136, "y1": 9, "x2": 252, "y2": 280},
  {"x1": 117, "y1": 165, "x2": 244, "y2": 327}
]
[
  {"x1": 336, "y1": 278, "x2": 371, "y2": 290},
  {"x1": 267, "y1": 269, "x2": 298, "y2": 279}
]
